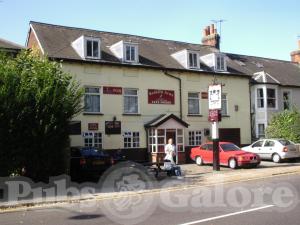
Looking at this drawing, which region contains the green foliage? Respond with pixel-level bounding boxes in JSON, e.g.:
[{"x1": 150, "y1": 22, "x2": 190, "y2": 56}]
[
  {"x1": 0, "y1": 50, "x2": 83, "y2": 181},
  {"x1": 266, "y1": 108, "x2": 300, "y2": 143}
]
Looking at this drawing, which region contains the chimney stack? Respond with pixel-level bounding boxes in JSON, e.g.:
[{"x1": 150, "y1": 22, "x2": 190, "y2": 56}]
[
  {"x1": 290, "y1": 39, "x2": 300, "y2": 63},
  {"x1": 201, "y1": 24, "x2": 220, "y2": 49}
]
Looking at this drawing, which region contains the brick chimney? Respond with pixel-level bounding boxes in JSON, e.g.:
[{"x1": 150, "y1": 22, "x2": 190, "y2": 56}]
[
  {"x1": 201, "y1": 24, "x2": 220, "y2": 49},
  {"x1": 290, "y1": 40, "x2": 300, "y2": 63}
]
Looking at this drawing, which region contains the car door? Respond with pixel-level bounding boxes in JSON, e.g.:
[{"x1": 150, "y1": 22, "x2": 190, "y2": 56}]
[
  {"x1": 250, "y1": 140, "x2": 265, "y2": 158},
  {"x1": 201, "y1": 144, "x2": 213, "y2": 163},
  {"x1": 262, "y1": 140, "x2": 276, "y2": 160}
]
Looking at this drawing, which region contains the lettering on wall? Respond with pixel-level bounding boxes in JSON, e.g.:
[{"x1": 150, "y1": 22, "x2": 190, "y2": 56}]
[{"x1": 148, "y1": 89, "x2": 175, "y2": 104}]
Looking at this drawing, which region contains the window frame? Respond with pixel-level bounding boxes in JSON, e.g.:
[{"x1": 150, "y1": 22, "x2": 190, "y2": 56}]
[
  {"x1": 256, "y1": 88, "x2": 264, "y2": 109},
  {"x1": 123, "y1": 88, "x2": 139, "y2": 114},
  {"x1": 123, "y1": 131, "x2": 140, "y2": 148},
  {"x1": 188, "y1": 52, "x2": 200, "y2": 69},
  {"x1": 188, "y1": 92, "x2": 201, "y2": 115},
  {"x1": 84, "y1": 86, "x2": 101, "y2": 113},
  {"x1": 188, "y1": 130, "x2": 202, "y2": 146},
  {"x1": 221, "y1": 93, "x2": 228, "y2": 116},
  {"x1": 124, "y1": 44, "x2": 138, "y2": 63},
  {"x1": 257, "y1": 123, "x2": 265, "y2": 138},
  {"x1": 85, "y1": 37, "x2": 101, "y2": 59},
  {"x1": 267, "y1": 88, "x2": 277, "y2": 109},
  {"x1": 282, "y1": 90, "x2": 292, "y2": 110},
  {"x1": 83, "y1": 132, "x2": 103, "y2": 149},
  {"x1": 215, "y1": 54, "x2": 226, "y2": 71}
]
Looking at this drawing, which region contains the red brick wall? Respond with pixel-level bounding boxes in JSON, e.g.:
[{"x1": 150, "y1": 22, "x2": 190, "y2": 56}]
[{"x1": 27, "y1": 29, "x2": 42, "y2": 54}]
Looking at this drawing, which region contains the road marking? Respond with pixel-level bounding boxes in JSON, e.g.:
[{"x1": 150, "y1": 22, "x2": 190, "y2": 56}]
[{"x1": 179, "y1": 205, "x2": 274, "y2": 225}]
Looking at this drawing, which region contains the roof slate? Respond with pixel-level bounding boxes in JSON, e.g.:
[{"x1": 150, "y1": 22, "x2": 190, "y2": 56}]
[
  {"x1": 29, "y1": 21, "x2": 300, "y2": 87},
  {"x1": 0, "y1": 38, "x2": 24, "y2": 51}
]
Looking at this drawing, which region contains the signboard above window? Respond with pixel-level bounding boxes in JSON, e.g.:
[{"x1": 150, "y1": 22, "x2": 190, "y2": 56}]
[
  {"x1": 148, "y1": 89, "x2": 175, "y2": 104},
  {"x1": 103, "y1": 86, "x2": 122, "y2": 95},
  {"x1": 105, "y1": 121, "x2": 121, "y2": 135}
]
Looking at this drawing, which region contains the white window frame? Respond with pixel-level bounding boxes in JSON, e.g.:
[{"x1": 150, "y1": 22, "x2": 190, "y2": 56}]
[
  {"x1": 123, "y1": 131, "x2": 140, "y2": 148},
  {"x1": 124, "y1": 44, "x2": 138, "y2": 63},
  {"x1": 123, "y1": 88, "x2": 139, "y2": 114},
  {"x1": 83, "y1": 132, "x2": 103, "y2": 149},
  {"x1": 221, "y1": 93, "x2": 228, "y2": 116},
  {"x1": 188, "y1": 52, "x2": 200, "y2": 69},
  {"x1": 266, "y1": 88, "x2": 277, "y2": 109},
  {"x1": 215, "y1": 54, "x2": 226, "y2": 71},
  {"x1": 282, "y1": 89, "x2": 292, "y2": 110},
  {"x1": 257, "y1": 123, "x2": 266, "y2": 138},
  {"x1": 256, "y1": 88, "x2": 265, "y2": 109},
  {"x1": 188, "y1": 92, "x2": 201, "y2": 115},
  {"x1": 188, "y1": 130, "x2": 202, "y2": 146},
  {"x1": 85, "y1": 37, "x2": 101, "y2": 59},
  {"x1": 84, "y1": 86, "x2": 101, "y2": 113}
]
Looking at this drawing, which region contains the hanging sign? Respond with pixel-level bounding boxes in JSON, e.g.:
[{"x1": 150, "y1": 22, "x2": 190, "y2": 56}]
[{"x1": 208, "y1": 84, "x2": 222, "y2": 110}]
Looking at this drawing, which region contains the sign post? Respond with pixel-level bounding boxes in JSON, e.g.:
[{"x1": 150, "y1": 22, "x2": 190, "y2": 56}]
[{"x1": 208, "y1": 84, "x2": 222, "y2": 171}]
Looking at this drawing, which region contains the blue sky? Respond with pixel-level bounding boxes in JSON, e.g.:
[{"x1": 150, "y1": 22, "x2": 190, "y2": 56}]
[{"x1": 0, "y1": 0, "x2": 299, "y2": 60}]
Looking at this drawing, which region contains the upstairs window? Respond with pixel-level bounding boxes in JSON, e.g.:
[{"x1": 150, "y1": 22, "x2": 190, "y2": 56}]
[
  {"x1": 283, "y1": 91, "x2": 291, "y2": 110},
  {"x1": 188, "y1": 52, "x2": 199, "y2": 69},
  {"x1": 188, "y1": 92, "x2": 200, "y2": 115},
  {"x1": 216, "y1": 55, "x2": 226, "y2": 71},
  {"x1": 221, "y1": 93, "x2": 228, "y2": 115},
  {"x1": 125, "y1": 45, "x2": 137, "y2": 62},
  {"x1": 85, "y1": 38, "x2": 100, "y2": 59},
  {"x1": 267, "y1": 88, "x2": 276, "y2": 109},
  {"x1": 124, "y1": 88, "x2": 139, "y2": 114},
  {"x1": 257, "y1": 88, "x2": 264, "y2": 108},
  {"x1": 84, "y1": 87, "x2": 101, "y2": 113}
]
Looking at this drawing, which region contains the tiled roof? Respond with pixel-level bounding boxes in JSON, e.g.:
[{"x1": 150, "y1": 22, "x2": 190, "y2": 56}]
[{"x1": 0, "y1": 38, "x2": 24, "y2": 51}]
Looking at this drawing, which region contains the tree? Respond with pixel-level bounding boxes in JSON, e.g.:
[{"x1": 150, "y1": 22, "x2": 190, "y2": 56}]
[
  {"x1": 0, "y1": 50, "x2": 83, "y2": 181},
  {"x1": 266, "y1": 108, "x2": 300, "y2": 143}
]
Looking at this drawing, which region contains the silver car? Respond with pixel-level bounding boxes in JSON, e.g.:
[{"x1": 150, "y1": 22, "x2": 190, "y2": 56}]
[{"x1": 242, "y1": 139, "x2": 300, "y2": 163}]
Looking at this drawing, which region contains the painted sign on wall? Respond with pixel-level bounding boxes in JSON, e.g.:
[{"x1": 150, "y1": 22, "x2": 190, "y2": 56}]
[
  {"x1": 105, "y1": 121, "x2": 121, "y2": 134},
  {"x1": 88, "y1": 123, "x2": 99, "y2": 131},
  {"x1": 103, "y1": 86, "x2": 122, "y2": 95},
  {"x1": 148, "y1": 89, "x2": 175, "y2": 104}
]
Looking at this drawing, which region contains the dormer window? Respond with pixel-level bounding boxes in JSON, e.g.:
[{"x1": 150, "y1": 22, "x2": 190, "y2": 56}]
[
  {"x1": 189, "y1": 52, "x2": 199, "y2": 69},
  {"x1": 200, "y1": 53, "x2": 227, "y2": 72},
  {"x1": 110, "y1": 41, "x2": 139, "y2": 63},
  {"x1": 125, "y1": 44, "x2": 137, "y2": 62},
  {"x1": 216, "y1": 54, "x2": 225, "y2": 71},
  {"x1": 171, "y1": 49, "x2": 201, "y2": 70},
  {"x1": 85, "y1": 38, "x2": 100, "y2": 59}
]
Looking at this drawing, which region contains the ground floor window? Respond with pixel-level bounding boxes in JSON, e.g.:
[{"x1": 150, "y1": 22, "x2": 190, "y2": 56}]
[
  {"x1": 123, "y1": 131, "x2": 140, "y2": 148},
  {"x1": 83, "y1": 132, "x2": 102, "y2": 149},
  {"x1": 257, "y1": 124, "x2": 265, "y2": 138},
  {"x1": 188, "y1": 130, "x2": 202, "y2": 146}
]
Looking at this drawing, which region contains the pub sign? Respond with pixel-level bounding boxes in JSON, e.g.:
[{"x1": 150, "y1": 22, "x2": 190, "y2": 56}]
[{"x1": 148, "y1": 89, "x2": 175, "y2": 104}]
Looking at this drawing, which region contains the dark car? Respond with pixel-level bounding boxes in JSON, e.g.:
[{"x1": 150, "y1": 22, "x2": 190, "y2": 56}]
[{"x1": 70, "y1": 146, "x2": 114, "y2": 181}]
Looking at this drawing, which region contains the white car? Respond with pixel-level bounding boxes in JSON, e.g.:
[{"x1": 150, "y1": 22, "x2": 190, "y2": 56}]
[{"x1": 242, "y1": 139, "x2": 300, "y2": 163}]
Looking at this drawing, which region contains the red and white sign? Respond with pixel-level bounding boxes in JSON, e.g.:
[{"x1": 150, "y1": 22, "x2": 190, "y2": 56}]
[
  {"x1": 208, "y1": 84, "x2": 222, "y2": 110},
  {"x1": 148, "y1": 89, "x2": 175, "y2": 104},
  {"x1": 103, "y1": 86, "x2": 122, "y2": 95},
  {"x1": 88, "y1": 123, "x2": 99, "y2": 131},
  {"x1": 208, "y1": 109, "x2": 221, "y2": 122}
]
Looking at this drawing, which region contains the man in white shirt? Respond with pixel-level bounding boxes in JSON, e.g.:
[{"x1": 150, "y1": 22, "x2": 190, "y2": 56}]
[{"x1": 164, "y1": 138, "x2": 175, "y2": 164}]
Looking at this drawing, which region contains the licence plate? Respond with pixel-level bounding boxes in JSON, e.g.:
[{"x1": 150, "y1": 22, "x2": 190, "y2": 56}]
[{"x1": 93, "y1": 160, "x2": 105, "y2": 165}]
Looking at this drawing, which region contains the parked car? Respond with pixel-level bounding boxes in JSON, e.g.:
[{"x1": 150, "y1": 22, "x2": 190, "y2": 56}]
[
  {"x1": 190, "y1": 142, "x2": 260, "y2": 169},
  {"x1": 242, "y1": 139, "x2": 300, "y2": 163},
  {"x1": 70, "y1": 146, "x2": 114, "y2": 180}
]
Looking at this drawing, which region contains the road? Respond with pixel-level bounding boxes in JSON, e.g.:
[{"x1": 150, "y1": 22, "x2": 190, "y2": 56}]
[{"x1": 1, "y1": 173, "x2": 300, "y2": 225}]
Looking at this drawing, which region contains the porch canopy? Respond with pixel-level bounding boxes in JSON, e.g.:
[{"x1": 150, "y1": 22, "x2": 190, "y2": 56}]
[{"x1": 145, "y1": 114, "x2": 189, "y2": 163}]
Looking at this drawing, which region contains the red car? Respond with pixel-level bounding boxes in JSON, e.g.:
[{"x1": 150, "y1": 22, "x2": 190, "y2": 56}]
[{"x1": 190, "y1": 142, "x2": 260, "y2": 169}]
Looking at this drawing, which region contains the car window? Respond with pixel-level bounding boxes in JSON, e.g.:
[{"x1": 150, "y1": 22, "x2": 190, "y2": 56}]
[
  {"x1": 220, "y1": 143, "x2": 240, "y2": 151},
  {"x1": 207, "y1": 144, "x2": 213, "y2": 151},
  {"x1": 264, "y1": 141, "x2": 275, "y2": 147},
  {"x1": 278, "y1": 140, "x2": 293, "y2": 146},
  {"x1": 201, "y1": 144, "x2": 212, "y2": 151},
  {"x1": 252, "y1": 140, "x2": 264, "y2": 148}
]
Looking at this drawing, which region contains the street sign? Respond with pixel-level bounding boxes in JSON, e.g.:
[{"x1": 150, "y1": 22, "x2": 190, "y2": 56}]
[
  {"x1": 208, "y1": 109, "x2": 221, "y2": 122},
  {"x1": 208, "y1": 84, "x2": 222, "y2": 110}
]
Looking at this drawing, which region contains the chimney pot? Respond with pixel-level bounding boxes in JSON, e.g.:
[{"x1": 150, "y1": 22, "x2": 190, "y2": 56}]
[
  {"x1": 206, "y1": 26, "x2": 210, "y2": 35},
  {"x1": 201, "y1": 24, "x2": 220, "y2": 49}
]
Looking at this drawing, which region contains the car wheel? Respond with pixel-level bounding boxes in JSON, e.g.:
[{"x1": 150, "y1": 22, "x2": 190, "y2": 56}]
[
  {"x1": 229, "y1": 158, "x2": 237, "y2": 169},
  {"x1": 272, "y1": 154, "x2": 281, "y2": 163},
  {"x1": 195, "y1": 156, "x2": 203, "y2": 166}
]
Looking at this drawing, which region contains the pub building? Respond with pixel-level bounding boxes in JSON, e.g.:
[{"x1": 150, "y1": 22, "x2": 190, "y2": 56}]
[{"x1": 27, "y1": 22, "x2": 253, "y2": 163}]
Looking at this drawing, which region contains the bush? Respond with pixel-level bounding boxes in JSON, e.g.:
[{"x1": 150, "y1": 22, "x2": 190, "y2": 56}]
[
  {"x1": 266, "y1": 108, "x2": 300, "y2": 143},
  {"x1": 0, "y1": 50, "x2": 82, "y2": 181}
]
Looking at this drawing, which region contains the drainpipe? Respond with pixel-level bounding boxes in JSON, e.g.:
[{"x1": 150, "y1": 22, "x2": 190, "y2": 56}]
[{"x1": 163, "y1": 70, "x2": 183, "y2": 119}]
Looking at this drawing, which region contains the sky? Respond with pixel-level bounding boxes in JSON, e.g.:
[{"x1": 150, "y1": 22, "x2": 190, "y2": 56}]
[{"x1": 0, "y1": 0, "x2": 299, "y2": 61}]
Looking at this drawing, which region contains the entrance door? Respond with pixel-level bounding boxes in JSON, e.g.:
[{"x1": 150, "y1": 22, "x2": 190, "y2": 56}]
[{"x1": 166, "y1": 130, "x2": 176, "y2": 145}]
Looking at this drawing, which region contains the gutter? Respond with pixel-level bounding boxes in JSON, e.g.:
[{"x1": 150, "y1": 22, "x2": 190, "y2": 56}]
[{"x1": 163, "y1": 70, "x2": 183, "y2": 119}]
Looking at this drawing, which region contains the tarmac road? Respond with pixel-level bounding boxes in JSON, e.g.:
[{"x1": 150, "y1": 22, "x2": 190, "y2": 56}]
[{"x1": 1, "y1": 172, "x2": 300, "y2": 225}]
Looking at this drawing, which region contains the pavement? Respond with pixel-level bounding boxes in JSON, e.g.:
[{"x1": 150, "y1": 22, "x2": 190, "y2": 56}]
[
  {"x1": 1, "y1": 171, "x2": 300, "y2": 225},
  {"x1": 1, "y1": 160, "x2": 300, "y2": 212}
]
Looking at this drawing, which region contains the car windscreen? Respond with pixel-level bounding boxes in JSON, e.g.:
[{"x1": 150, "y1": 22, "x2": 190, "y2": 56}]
[
  {"x1": 220, "y1": 143, "x2": 240, "y2": 151},
  {"x1": 278, "y1": 140, "x2": 293, "y2": 146}
]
